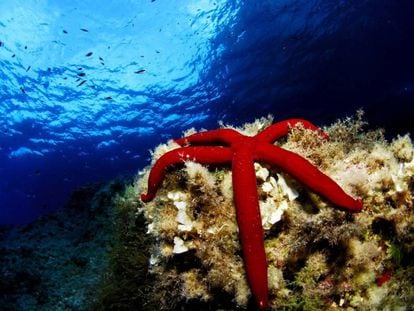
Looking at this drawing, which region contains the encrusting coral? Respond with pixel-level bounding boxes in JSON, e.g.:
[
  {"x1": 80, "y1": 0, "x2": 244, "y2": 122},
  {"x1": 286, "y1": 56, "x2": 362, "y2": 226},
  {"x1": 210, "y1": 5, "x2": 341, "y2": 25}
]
[{"x1": 133, "y1": 111, "x2": 414, "y2": 310}]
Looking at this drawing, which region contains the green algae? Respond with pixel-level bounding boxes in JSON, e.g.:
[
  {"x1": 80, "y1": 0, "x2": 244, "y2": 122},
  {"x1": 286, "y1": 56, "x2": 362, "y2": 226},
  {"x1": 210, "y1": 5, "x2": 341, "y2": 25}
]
[{"x1": 92, "y1": 185, "x2": 155, "y2": 311}]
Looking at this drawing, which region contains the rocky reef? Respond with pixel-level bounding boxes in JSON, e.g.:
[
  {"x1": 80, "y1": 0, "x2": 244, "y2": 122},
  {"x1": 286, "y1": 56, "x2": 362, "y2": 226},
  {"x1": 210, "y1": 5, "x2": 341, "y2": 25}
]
[
  {"x1": 2, "y1": 112, "x2": 412, "y2": 310},
  {"x1": 134, "y1": 111, "x2": 414, "y2": 310},
  {"x1": 0, "y1": 182, "x2": 123, "y2": 310}
]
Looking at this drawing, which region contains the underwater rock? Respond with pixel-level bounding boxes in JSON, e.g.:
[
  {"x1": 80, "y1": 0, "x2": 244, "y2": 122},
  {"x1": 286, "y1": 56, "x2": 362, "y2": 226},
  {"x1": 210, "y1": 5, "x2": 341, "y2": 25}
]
[
  {"x1": 134, "y1": 112, "x2": 414, "y2": 310},
  {"x1": 0, "y1": 181, "x2": 123, "y2": 310}
]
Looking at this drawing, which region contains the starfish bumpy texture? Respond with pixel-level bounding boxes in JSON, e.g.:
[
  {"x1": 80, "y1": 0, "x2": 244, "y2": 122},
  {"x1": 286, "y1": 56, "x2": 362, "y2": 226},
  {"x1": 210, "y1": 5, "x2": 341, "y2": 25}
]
[{"x1": 141, "y1": 119, "x2": 363, "y2": 309}]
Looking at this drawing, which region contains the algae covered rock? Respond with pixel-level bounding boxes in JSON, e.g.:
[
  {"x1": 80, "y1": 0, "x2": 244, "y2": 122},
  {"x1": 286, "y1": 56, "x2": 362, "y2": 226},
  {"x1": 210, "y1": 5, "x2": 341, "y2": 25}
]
[
  {"x1": 133, "y1": 112, "x2": 414, "y2": 310},
  {"x1": 0, "y1": 182, "x2": 121, "y2": 310}
]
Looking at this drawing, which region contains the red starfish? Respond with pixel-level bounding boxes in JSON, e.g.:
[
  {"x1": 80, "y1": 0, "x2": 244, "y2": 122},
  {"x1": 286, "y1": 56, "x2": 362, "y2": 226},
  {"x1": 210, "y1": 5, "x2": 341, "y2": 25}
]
[{"x1": 141, "y1": 119, "x2": 363, "y2": 309}]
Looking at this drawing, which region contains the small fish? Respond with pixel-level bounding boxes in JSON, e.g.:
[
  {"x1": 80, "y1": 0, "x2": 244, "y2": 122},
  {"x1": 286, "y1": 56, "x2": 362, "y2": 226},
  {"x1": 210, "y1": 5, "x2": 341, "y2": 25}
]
[
  {"x1": 134, "y1": 69, "x2": 145, "y2": 74},
  {"x1": 47, "y1": 67, "x2": 51, "y2": 71},
  {"x1": 77, "y1": 80, "x2": 87, "y2": 87},
  {"x1": 63, "y1": 30, "x2": 68, "y2": 34},
  {"x1": 155, "y1": 50, "x2": 160, "y2": 53},
  {"x1": 100, "y1": 62, "x2": 105, "y2": 66},
  {"x1": 104, "y1": 96, "x2": 112, "y2": 100},
  {"x1": 99, "y1": 57, "x2": 104, "y2": 61},
  {"x1": 12, "y1": 54, "x2": 15, "y2": 58},
  {"x1": 78, "y1": 67, "x2": 83, "y2": 70},
  {"x1": 20, "y1": 87, "x2": 26, "y2": 94},
  {"x1": 26, "y1": 65, "x2": 31, "y2": 72},
  {"x1": 0, "y1": 41, "x2": 4, "y2": 47},
  {"x1": 80, "y1": 28, "x2": 89, "y2": 32},
  {"x1": 85, "y1": 52, "x2": 93, "y2": 57},
  {"x1": 24, "y1": 45, "x2": 27, "y2": 49},
  {"x1": 77, "y1": 72, "x2": 86, "y2": 77}
]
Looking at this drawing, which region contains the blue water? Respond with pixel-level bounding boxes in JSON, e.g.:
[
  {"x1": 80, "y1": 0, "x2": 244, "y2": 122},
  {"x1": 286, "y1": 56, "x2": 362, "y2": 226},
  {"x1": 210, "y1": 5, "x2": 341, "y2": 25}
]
[{"x1": 1, "y1": 0, "x2": 413, "y2": 224}]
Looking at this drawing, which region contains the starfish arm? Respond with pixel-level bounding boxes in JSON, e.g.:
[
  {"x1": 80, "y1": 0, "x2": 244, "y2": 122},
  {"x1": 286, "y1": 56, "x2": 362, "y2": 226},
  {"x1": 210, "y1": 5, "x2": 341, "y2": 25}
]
[
  {"x1": 174, "y1": 128, "x2": 243, "y2": 146},
  {"x1": 255, "y1": 119, "x2": 329, "y2": 143},
  {"x1": 141, "y1": 146, "x2": 233, "y2": 202},
  {"x1": 232, "y1": 146, "x2": 268, "y2": 309},
  {"x1": 255, "y1": 144, "x2": 363, "y2": 212}
]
